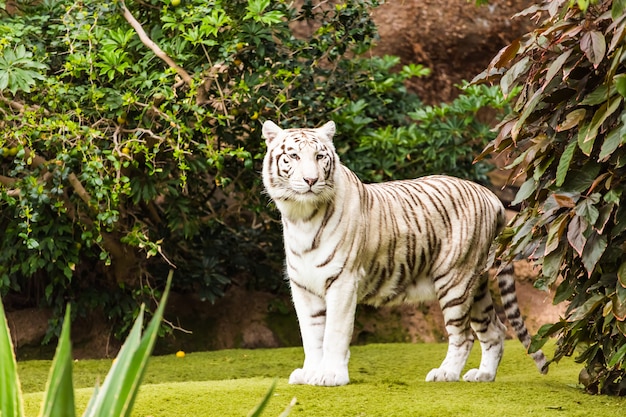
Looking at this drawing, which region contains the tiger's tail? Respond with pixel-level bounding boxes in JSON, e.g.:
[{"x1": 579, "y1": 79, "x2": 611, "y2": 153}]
[{"x1": 496, "y1": 264, "x2": 549, "y2": 374}]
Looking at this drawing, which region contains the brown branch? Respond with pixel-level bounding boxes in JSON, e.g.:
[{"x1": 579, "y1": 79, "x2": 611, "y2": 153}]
[
  {"x1": 120, "y1": 2, "x2": 192, "y2": 85},
  {"x1": 0, "y1": 95, "x2": 24, "y2": 112},
  {"x1": 23, "y1": 148, "x2": 48, "y2": 170},
  {"x1": 0, "y1": 94, "x2": 50, "y2": 116},
  {"x1": 68, "y1": 173, "x2": 92, "y2": 206},
  {"x1": 0, "y1": 174, "x2": 17, "y2": 186}
]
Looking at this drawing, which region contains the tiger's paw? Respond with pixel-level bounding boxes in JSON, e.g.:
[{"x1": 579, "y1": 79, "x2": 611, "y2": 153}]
[
  {"x1": 288, "y1": 368, "x2": 308, "y2": 385},
  {"x1": 462, "y1": 368, "x2": 495, "y2": 382},
  {"x1": 288, "y1": 367, "x2": 349, "y2": 386},
  {"x1": 425, "y1": 368, "x2": 460, "y2": 382}
]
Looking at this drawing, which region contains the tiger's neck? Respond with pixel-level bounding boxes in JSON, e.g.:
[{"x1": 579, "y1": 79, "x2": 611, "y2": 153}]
[{"x1": 277, "y1": 199, "x2": 330, "y2": 224}]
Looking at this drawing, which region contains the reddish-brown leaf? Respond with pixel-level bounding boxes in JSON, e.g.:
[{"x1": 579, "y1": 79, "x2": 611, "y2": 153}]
[
  {"x1": 489, "y1": 39, "x2": 521, "y2": 71},
  {"x1": 580, "y1": 30, "x2": 606, "y2": 68},
  {"x1": 567, "y1": 214, "x2": 588, "y2": 257},
  {"x1": 553, "y1": 193, "x2": 576, "y2": 208}
]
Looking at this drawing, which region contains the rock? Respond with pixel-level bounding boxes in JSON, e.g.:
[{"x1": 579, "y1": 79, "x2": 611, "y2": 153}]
[
  {"x1": 372, "y1": 0, "x2": 536, "y2": 103},
  {"x1": 6, "y1": 308, "x2": 51, "y2": 347}
]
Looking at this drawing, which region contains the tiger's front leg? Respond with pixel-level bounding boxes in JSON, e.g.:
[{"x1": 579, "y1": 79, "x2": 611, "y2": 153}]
[
  {"x1": 288, "y1": 282, "x2": 325, "y2": 385},
  {"x1": 289, "y1": 277, "x2": 357, "y2": 386}
]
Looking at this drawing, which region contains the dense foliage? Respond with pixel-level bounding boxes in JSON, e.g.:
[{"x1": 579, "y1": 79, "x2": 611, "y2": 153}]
[
  {"x1": 0, "y1": 0, "x2": 508, "y2": 340},
  {"x1": 475, "y1": 0, "x2": 626, "y2": 395}
]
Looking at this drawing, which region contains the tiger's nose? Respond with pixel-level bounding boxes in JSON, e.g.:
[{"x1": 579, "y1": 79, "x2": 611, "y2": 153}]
[{"x1": 303, "y1": 177, "x2": 318, "y2": 187}]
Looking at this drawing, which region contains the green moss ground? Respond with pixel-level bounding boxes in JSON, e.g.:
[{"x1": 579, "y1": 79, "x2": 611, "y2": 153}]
[{"x1": 18, "y1": 341, "x2": 626, "y2": 416}]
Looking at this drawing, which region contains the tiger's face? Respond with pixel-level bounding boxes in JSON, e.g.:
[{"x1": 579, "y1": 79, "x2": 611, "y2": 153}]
[{"x1": 262, "y1": 121, "x2": 338, "y2": 206}]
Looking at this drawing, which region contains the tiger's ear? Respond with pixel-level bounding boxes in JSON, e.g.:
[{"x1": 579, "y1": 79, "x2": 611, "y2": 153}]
[
  {"x1": 262, "y1": 120, "x2": 283, "y2": 144},
  {"x1": 318, "y1": 121, "x2": 336, "y2": 142}
]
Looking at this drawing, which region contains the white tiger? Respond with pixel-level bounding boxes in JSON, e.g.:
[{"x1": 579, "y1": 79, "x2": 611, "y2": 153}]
[{"x1": 262, "y1": 120, "x2": 548, "y2": 386}]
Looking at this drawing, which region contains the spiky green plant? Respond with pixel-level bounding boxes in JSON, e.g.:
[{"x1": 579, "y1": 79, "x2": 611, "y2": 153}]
[{"x1": 0, "y1": 270, "x2": 173, "y2": 417}]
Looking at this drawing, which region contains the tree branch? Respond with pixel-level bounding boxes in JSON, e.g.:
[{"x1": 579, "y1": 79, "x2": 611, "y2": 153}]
[
  {"x1": 0, "y1": 174, "x2": 17, "y2": 186},
  {"x1": 120, "y1": 2, "x2": 192, "y2": 85},
  {"x1": 0, "y1": 94, "x2": 50, "y2": 116}
]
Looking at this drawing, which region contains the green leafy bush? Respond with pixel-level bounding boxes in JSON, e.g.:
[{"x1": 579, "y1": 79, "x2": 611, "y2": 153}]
[
  {"x1": 475, "y1": 0, "x2": 626, "y2": 395},
  {"x1": 338, "y1": 82, "x2": 510, "y2": 183},
  {"x1": 0, "y1": 0, "x2": 509, "y2": 340}
]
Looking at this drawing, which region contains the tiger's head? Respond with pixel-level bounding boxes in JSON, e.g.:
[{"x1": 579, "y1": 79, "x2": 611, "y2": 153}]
[{"x1": 262, "y1": 120, "x2": 338, "y2": 210}]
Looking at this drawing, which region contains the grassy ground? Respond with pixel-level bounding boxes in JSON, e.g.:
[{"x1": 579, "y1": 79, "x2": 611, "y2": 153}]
[{"x1": 18, "y1": 341, "x2": 626, "y2": 416}]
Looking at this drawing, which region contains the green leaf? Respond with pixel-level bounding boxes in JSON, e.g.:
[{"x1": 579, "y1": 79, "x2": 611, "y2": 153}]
[
  {"x1": 607, "y1": 343, "x2": 626, "y2": 368},
  {"x1": 529, "y1": 321, "x2": 565, "y2": 353},
  {"x1": 577, "y1": 96, "x2": 622, "y2": 156},
  {"x1": 512, "y1": 89, "x2": 543, "y2": 140},
  {"x1": 556, "y1": 138, "x2": 577, "y2": 186},
  {"x1": 575, "y1": 193, "x2": 600, "y2": 226},
  {"x1": 557, "y1": 108, "x2": 586, "y2": 132},
  {"x1": 612, "y1": 0, "x2": 626, "y2": 20},
  {"x1": 84, "y1": 270, "x2": 173, "y2": 417},
  {"x1": 543, "y1": 49, "x2": 572, "y2": 90},
  {"x1": 577, "y1": 123, "x2": 595, "y2": 156},
  {"x1": 586, "y1": 95, "x2": 623, "y2": 142},
  {"x1": 40, "y1": 306, "x2": 76, "y2": 417},
  {"x1": 580, "y1": 83, "x2": 616, "y2": 106},
  {"x1": 512, "y1": 177, "x2": 537, "y2": 205},
  {"x1": 545, "y1": 213, "x2": 568, "y2": 256},
  {"x1": 542, "y1": 246, "x2": 565, "y2": 286},
  {"x1": 554, "y1": 278, "x2": 575, "y2": 304},
  {"x1": 569, "y1": 293, "x2": 604, "y2": 321},
  {"x1": 500, "y1": 56, "x2": 530, "y2": 97},
  {"x1": 259, "y1": 10, "x2": 284, "y2": 25},
  {"x1": 598, "y1": 124, "x2": 624, "y2": 161},
  {"x1": 613, "y1": 280, "x2": 626, "y2": 321},
  {"x1": 619, "y1": 261, "x2": 626, "y2": 288},
  {"x1": 560, "y1": 162, "x2": 600, "y2": 193},
  {"x1": 0, "y1": 297, "x2": 25, "y2": 417},
  {"x1": 604, "y1": 189, "x2": 622, "y2": 205},
  {"x1": 581, "y1": 231, "x2": 607, "y2": 276},
  {"x1": 616, "y1": 74, "x2": 626, "y2": 98}
]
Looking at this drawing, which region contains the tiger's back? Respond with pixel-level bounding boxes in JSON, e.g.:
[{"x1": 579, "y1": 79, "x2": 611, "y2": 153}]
[
  {"x1": 262, "y1": 120, "x2": 547, "y2": 387},
  {"x1": 353, "y1": 174, "x2": 506, "y2": 308}
]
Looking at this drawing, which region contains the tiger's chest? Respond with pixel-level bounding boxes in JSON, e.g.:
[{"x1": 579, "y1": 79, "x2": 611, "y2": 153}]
[
  {"x1": 283, "y1": 215, "x2": 357, "y2": 297},
  {"x1": 281, "y1": 191, "x2": 443, "y2": 305}
]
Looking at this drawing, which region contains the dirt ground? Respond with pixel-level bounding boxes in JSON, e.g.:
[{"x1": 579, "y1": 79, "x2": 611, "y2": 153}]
[
  {"x1": 6, "y1": 0, "x2": 565, "y2": 359},
  {"x1": 371, "y1": 0, "x2": 535, "y2": 103}
]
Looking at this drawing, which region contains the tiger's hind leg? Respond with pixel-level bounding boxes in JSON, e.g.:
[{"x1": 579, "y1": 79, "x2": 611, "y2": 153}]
[
  {"x1": 426, "y1": 270, "x2": 476, "y2": 382},
  {"x1": 463, "y1": 272, "x2": 506, "y2": 382}
]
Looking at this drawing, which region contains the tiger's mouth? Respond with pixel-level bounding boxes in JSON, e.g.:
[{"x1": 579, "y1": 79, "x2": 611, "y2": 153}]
[
  {"x1": 295, "y1": 188, "x2": 320, "y2": 196},
  {"x1": 288, "y1": 183, "x2": 332, "y2": 201},
  {"x1": 290, "y1": 182, "x2": 324, "y2": 195}
]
